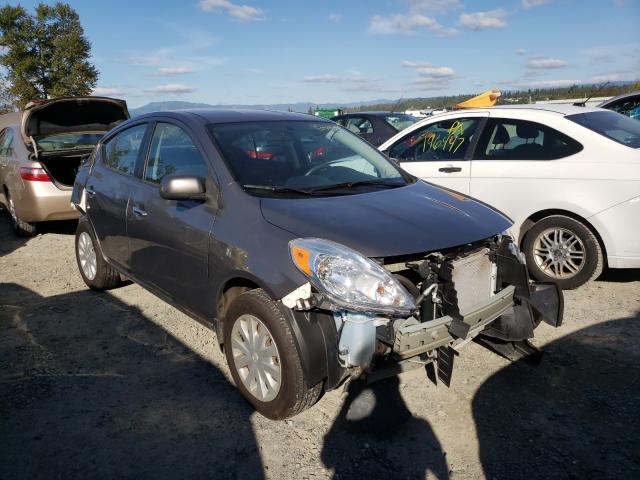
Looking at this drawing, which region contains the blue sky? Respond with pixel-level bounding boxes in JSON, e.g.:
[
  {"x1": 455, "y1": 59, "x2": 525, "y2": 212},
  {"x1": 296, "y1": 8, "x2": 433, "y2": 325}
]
[{"x1": 16, "y1": 0, "x2": 640, "y2": 107}]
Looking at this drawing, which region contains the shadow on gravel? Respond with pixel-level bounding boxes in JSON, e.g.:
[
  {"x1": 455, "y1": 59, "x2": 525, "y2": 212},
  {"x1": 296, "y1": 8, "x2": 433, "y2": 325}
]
[
  {"x1": 597, "y1": 268, "x2": 640, "y2": 283},
  {"x1": 0, "y1": 212, "x2": 77, "y2": 257},
  {"x1": 0, "y1": 282, "x2": 263, "y2": 479},
  {"x1": 473, "y1": 313, "x2": 640, "y2": 480},
  {"x1": 322, "y1": 376, "x2": 449, "y2": 480}
]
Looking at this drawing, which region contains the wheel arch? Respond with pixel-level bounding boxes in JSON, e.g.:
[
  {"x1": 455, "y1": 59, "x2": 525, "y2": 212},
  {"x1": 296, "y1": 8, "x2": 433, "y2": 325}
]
[{"x1": 519, "y1": 209, "x2": 608, "y2": 266}]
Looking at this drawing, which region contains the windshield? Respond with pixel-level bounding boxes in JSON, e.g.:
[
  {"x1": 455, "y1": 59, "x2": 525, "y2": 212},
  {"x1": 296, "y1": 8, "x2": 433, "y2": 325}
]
[
  {"x1": 567, "y1": 111, "x2": 640, "y2": 148},
  {"x1": 37, "y1": 132, "x2": 105, "y2": 152},
  {"x1": 384, "y1": 114, "x2": 418, "y2": 131},
  {"x1": 208, "y1": 121, "x2": 409, "y2": 196}
]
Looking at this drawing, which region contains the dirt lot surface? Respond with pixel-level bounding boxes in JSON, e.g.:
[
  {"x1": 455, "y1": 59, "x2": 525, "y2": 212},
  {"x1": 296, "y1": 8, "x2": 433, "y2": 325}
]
[{"x1": 1, "y1": 214, "x2": 639, "y2": 480}]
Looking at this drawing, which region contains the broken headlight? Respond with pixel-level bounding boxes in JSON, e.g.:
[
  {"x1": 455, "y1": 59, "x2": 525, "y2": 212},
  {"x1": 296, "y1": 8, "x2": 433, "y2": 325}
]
[{"x1": 289, "y1": 238, "x2": 416, "y2": 315}]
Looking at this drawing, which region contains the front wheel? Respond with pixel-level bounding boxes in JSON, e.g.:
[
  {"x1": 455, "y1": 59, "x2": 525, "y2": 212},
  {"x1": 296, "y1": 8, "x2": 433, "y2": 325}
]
[
  {"x1": 75, "y1": 221, "x2": 121, "y2": 290},
  {"x1": 223, "y1": 289, "x2": 322, "y2": 419},
  {"x1": 522, "y1": 215, "x2": 603, "y2": 290}
]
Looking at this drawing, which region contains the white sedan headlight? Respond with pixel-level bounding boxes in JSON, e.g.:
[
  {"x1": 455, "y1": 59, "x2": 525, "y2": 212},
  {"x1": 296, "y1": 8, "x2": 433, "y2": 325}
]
[{"x1": 289, "y1": 238, "x2": 416, "y2": 315}]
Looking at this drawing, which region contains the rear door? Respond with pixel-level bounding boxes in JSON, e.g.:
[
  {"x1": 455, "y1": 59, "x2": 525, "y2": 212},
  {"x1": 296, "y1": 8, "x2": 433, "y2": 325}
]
[
  {"x1": 387, "y1": 114, "x2": 487, "y2": 194},
  {"x1": 127, "y1": 120, "x2": 215, "y2": 318},
  {"x1": 85, "y1": 122, "x2": 149, "y2": 271},
  {"x1": 469, "y1": 117, "x2": 584, "y2": 225}
]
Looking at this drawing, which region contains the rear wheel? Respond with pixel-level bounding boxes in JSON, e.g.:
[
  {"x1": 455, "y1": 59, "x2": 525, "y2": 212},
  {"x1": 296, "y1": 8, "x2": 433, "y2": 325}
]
[
  {"x1": 223, "y1": 288, "x2": 322, "y2": 419},
  {"x1": 5, "y1": 189, "x2": 36, "y2": 237},
  {"x1": 75, "y1": 221, "x2": 121, "y2": 290},
  {"x1": 523, "y1": 215, "x2": 603, "y2": 290}
]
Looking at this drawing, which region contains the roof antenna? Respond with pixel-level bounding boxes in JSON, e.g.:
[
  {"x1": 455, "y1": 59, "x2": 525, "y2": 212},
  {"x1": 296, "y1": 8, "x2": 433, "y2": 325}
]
[{"x1": 574, "y1": 81, "x2": 609, "y2": 107}]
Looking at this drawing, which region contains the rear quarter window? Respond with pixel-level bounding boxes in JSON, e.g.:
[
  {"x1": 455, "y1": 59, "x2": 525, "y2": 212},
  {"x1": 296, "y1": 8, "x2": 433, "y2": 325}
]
[
  {"x1": 567, "y1": 110, "x2": 640, "y2": 148},
  {"x1": 102, "y1": 124, "x2": 147, "y2": 175}
]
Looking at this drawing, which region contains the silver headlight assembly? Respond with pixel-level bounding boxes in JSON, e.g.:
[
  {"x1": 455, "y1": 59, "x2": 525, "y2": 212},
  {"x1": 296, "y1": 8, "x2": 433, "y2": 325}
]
[{"x1": 289, "y1": 238, "x2": 416, "y2": 315}]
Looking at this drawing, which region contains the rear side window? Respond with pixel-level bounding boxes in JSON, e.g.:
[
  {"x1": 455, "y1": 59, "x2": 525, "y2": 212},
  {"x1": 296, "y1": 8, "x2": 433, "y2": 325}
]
[
  {"x1": 102, "y1": 124, "x2": 147, "y2": 175},
  {"x1": 388, "y1": 117, "x2": 480, "y2": 162},
  {"x1": 475, "y1": 119, "x2": 582, "y2": 160},
  {"x1": 144, "y1": 123, "x2": 208, "y2": 184},
  {"x1": 345, "y1": 117, "x2": 373, "y2": 134},
  {"x1": 567, "y1": 110, "x2": 640, "y2": 148},
  {"x1": 0, "y1": 128, "x2": 14, "y2": 157}
]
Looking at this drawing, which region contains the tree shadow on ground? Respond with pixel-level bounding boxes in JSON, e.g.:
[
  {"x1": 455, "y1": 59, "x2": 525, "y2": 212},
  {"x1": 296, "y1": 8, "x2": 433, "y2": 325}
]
[
  {"x1": 473, "y1": 313, "x2": 640, "y2": 480},
  {"x1": 0, "y1": 282, "x2": 263, "y2": 479},
  {"x1": 321, "y1": 376, "x2": 449, "y2": 480}
]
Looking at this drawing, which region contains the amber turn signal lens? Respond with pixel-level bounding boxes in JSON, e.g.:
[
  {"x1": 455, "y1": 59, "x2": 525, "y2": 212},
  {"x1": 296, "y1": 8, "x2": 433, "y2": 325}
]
[{"x1": 291, "y1": 246, "x2": 311, "y2": 275}]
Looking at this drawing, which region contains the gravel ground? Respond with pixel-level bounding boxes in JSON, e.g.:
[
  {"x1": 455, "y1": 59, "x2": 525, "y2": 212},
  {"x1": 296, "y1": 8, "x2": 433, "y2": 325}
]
[{"x1": 1, "y1": 214, "x2": 639, "y2": 480}]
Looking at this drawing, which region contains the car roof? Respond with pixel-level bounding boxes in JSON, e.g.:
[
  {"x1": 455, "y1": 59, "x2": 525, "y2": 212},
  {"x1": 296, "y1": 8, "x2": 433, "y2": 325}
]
[
  {"x1": 337, "y1": 111, "x2": 408, "y2": 117},
  {"x1": 135, "y1": 109, "x2": 326, "y2": 124},
  {"x1": 486, "y1": 104, "x2": 603, "y2": 116}
]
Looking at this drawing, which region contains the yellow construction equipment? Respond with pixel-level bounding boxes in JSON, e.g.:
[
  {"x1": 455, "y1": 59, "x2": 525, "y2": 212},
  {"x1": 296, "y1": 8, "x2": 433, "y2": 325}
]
[{"x1": 455, "y1": 89, "x2": 501, "y2": 109}]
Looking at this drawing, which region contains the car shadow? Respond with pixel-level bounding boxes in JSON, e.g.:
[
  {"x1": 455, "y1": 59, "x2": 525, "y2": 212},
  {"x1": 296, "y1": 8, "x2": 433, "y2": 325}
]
[
  {"x1": 597, "y1": 268, "x2": 640, "y2": 283},
  {"x1": 0, "y1": 282, "x2": 264, "y2": 479},
  {"x1": 472, "y1": 312, "x2": 640, "y2": 480},
  {"x1": 0, "y1": 212, "x2": 77, "y2": 257},
  {"x1": 321, "y1": 376, "x2": 449, "y2": 480}
]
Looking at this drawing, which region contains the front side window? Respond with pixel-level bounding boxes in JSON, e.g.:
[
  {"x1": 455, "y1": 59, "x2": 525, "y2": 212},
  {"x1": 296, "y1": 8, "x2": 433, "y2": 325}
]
[
  {"x1": 475, "y1": 119, "x2": 583, "y2": 160},
  {"x1": 208, "y1": 121, "x2": 407, "y2": 196},
  {"x1": 567, "y1": 110, "x2": 640, "y2": 148},
  {"x1": 0, "y1": 128, "x2": 14, "y2": 157},
  {"x1": 388, "y1": 117, "x2": 480, "y2": 162},
  {"x1": 144, "y1": 123, "x2": 208, "y2": 184},
  {"x1": 103, "y1": 124, "x2": 147, "y2": 175}
]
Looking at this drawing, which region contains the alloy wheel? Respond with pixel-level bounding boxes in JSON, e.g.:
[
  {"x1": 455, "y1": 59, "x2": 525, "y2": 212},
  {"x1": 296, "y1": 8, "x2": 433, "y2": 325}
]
[
  {"x1": 533, "y1": 227, "x2": 586, "y2": 279},
  {"x1": 77, "y1": 232, "x2": 98, "y2": 280}
]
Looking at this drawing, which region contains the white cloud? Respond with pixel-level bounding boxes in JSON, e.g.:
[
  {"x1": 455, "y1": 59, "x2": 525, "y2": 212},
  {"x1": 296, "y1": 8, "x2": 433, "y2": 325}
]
[
  {"x1": 370, "y1": 13, "x2": 458, "y2": 36},
  {"x1": 144, "y1": 84, "x2": 196, "y2": 94},
  {"x1": 151, "y1": 66, "x2": 194, "y2": 76},
  {"x1": 303, "y1": 74, "x2": 341, "y2": 83},
  {"x1": 459, "y1": 10, "x2": 508, "y2": 30},
  {"x1": 522, "y1": 0, "x2": 551, "y2": 9},
  {"x1": 93, "y1": 86, "x2": 125, "y2": 96},
  {"x1": 198, "y1": 0, "x2": 265, "y2": 22},
  {"x1": 516, "y1": 48, "x2": 526, "y2": 55},
  {"x1": 527, "y1": 57, "x2": 568, "y2": 69},
  {"x1": 402, "y1": 60, "x2": 456, "y2": 90},
  {"x1": 328, "y1": 13, "x2": 342, "y2": 23},
  {"x1": 406, "y1": 0, "x2": 461, "y2": 13}
]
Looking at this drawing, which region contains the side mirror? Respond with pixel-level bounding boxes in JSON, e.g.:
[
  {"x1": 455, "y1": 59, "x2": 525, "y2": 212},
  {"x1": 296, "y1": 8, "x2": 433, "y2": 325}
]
[{"x1": 159, "y1": 175, "x2": 207, "y2": 201}]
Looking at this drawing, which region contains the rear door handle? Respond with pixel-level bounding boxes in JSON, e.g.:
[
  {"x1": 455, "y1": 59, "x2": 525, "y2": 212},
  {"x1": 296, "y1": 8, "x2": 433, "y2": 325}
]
[
  {"x1": 132, "y1": 206, "x2": 148, "y2": 217},
  {"x1": 438, "y1": 165, "x2": 462, "y2": 173}
]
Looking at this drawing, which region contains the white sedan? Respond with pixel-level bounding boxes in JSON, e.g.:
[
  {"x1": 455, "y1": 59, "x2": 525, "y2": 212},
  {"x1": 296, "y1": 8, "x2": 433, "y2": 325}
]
[{"x1": 379, "y1": 105, "x2": 640, "y2": 289}]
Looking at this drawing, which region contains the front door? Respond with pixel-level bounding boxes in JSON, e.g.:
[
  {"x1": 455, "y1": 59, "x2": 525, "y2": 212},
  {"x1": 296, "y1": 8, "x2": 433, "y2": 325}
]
[
  {"x1": 127, "y1": 121, "x2": 215, "y2": 319},
  {"x1": 387, "y1": 115, "x2": 486, "y2": 194}
]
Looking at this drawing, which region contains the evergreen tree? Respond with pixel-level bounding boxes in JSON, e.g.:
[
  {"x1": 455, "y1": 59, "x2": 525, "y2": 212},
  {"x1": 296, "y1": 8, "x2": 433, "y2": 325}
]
[{"x1": 0, "y1": 2, "x2": 98, "y2": 108}]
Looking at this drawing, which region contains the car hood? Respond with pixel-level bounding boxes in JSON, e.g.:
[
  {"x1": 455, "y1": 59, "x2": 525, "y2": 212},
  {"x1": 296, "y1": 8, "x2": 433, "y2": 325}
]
[
  {"x1": 260, "y1": 180, "x2": 512, "y2": 258},
  {"x1": 21, "y1": 96, "x2": 129, "y2": 144}
]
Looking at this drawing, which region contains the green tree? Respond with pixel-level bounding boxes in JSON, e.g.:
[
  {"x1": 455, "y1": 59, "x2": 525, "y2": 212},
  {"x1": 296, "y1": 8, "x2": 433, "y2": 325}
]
[{"x1": 0, "y1": 2, "x2": 98, "y2": 108}]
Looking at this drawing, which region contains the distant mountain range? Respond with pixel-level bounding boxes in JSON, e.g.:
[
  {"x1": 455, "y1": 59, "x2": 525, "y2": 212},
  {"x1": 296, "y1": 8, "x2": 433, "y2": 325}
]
[{"x1": 129, "y1": 99, "x2": 396, "y2": 116}]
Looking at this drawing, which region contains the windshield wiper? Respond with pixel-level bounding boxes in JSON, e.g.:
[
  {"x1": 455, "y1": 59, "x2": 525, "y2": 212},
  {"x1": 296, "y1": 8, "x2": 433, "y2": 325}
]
[
  {"x1": 307, "y1": 179, "x2": 406, "y2": 193},
  {"x1": 242, "y1": 184, "x2": 315, "y2": 195}
]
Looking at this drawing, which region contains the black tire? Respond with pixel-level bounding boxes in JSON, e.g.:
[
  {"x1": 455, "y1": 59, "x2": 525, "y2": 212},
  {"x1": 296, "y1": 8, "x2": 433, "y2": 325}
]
[
  {"x1": 75, "y1": 220, "x2": 121, "y2": 290},
  {"x1": 5, "y1": 189, "x2": 36, "y2": 237},
  {"x1": 223, "y1": 288, "x2": 323, "y2": 419},
  {"x1": 522, "y1": 215, "x2": 603, "y2": 290}
]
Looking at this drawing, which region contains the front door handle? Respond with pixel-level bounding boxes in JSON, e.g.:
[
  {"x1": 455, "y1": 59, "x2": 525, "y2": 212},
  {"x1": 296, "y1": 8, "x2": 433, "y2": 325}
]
[
  {"x1": 438, "y1": 165, "x2": 462, "y2": 173},
  {"x1": 132, "y1": 206, "x2": 148, "y2": 217},
  {"x1": 85, "y1": 186, "x2": 96, "y2": 196}
]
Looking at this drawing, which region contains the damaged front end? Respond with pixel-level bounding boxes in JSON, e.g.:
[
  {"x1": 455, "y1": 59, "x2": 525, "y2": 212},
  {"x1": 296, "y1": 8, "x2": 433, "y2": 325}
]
[{"x1": 283, "y1": 235, "x2": 563, "y2": 389}]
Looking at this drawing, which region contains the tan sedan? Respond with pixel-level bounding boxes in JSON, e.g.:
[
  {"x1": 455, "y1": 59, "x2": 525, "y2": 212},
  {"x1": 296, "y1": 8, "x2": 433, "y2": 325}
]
[{"x1": 0, "y1": 97, "x2": 129, "y2": 235}]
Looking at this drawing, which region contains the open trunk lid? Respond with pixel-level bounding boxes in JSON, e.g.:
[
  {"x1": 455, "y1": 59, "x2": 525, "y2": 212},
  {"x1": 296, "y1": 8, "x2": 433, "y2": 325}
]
[{"x1": 21, "y1": 96, "x2": 129, "y2": 148}]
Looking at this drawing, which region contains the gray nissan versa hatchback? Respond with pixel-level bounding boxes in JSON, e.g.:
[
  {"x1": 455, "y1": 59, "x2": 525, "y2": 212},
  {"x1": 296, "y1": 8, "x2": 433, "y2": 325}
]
[{"x1": 71, "y1": 110, "x2": 563, "y2": 419}]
